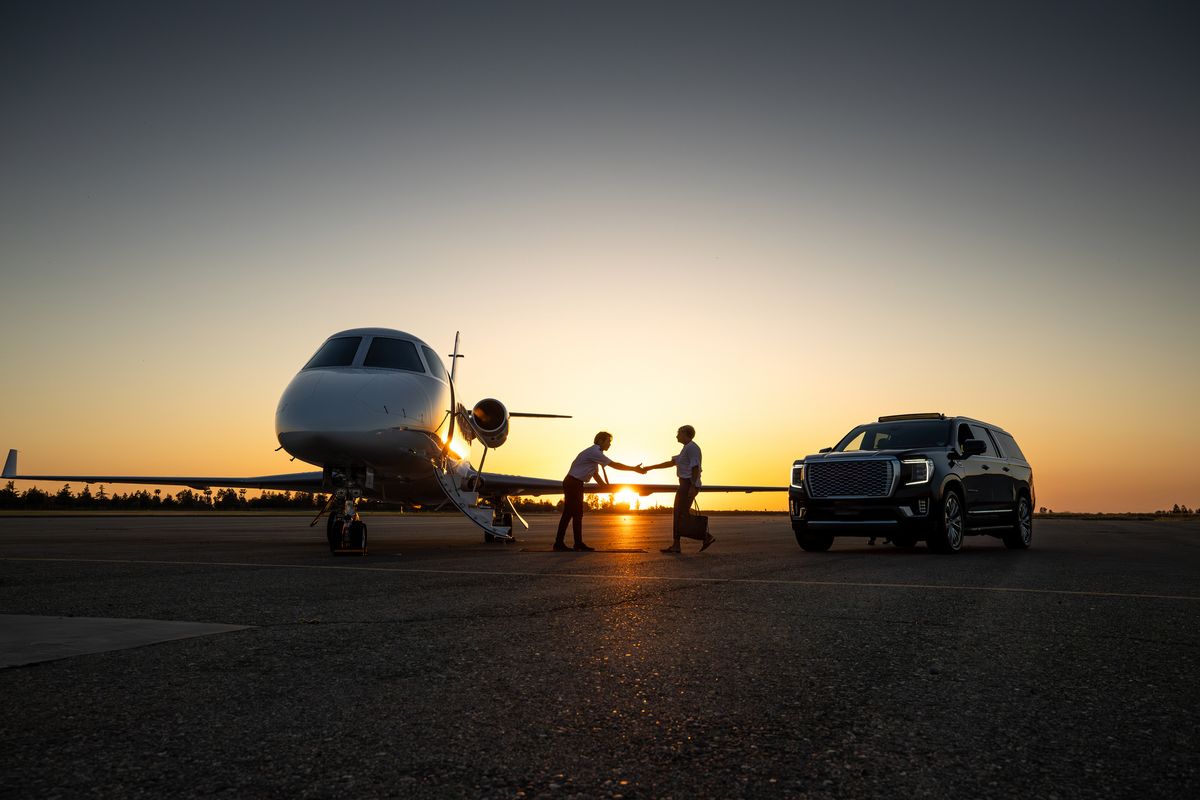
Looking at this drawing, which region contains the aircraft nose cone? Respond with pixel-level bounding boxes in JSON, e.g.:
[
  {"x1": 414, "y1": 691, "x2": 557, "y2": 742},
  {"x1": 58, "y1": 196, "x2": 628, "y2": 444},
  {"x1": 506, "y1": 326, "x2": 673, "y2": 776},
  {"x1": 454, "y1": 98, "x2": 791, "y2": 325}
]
[
  {"x1": 275, "y1": 371, "x2": 325, "y2": 436},
  {"x1": 275, "y1": 368, "x2": 446, "y2": 443}
]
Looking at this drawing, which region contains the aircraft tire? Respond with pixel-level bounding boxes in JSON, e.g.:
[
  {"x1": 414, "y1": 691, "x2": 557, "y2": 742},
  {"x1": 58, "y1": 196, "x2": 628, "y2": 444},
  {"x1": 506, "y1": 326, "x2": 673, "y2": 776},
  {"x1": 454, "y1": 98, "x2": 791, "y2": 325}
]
[
  {"x1": 326, "y1": 514, "x2": 343, "y2": 552},
  {"x1": 347, "y1": 520, "x2": 367, "y2": 553}
]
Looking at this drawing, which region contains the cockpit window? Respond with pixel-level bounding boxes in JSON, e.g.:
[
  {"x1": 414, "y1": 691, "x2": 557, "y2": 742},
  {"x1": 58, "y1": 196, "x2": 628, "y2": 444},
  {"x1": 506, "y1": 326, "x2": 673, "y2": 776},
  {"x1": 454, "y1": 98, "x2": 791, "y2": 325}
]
[
  {"x1": 363, "y1": 337, "x2": 425, "y2": 372},
  {"x1": 421, "y1": 345, "x2": 448, "y2": 381},
  {"x1": 835, "y1": 420, "x2": 951, "y2": 451},
  {"x1": 303, "y1": 337, "x2": 362, "y2": 369}
]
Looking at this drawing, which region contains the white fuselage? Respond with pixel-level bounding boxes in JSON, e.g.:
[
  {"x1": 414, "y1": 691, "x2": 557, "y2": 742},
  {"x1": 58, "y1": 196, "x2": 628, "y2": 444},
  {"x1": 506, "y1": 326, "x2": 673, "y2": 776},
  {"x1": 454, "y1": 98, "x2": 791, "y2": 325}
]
[{"x1": 274, "y1": 328, "x2": 459, "y2": 502}]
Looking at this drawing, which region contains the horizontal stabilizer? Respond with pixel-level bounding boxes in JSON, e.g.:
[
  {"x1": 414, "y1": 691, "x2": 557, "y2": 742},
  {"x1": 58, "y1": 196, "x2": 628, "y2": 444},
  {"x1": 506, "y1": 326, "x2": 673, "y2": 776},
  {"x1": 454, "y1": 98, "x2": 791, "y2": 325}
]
[{"x1": 509, "y1": 412, "x2": 571, "y2": 419}]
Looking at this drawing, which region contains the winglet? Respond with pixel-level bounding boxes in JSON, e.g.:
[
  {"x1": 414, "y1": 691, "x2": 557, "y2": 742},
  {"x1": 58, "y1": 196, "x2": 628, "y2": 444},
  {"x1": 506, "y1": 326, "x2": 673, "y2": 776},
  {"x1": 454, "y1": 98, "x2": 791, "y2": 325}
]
[
  {"x1": 3, "y1": 449, "x2": 16, "y2": 478},
  {"x1": 448, "y1": 331, "x2": 462, "y2": 383}
]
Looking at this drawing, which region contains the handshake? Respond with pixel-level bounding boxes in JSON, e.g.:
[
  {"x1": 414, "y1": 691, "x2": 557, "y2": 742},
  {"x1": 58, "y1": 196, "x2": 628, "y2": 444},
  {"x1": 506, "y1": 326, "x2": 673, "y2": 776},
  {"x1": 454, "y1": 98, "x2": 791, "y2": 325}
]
[{"x1": 604, "y1": 460, "x2": 663, "y2": 481}]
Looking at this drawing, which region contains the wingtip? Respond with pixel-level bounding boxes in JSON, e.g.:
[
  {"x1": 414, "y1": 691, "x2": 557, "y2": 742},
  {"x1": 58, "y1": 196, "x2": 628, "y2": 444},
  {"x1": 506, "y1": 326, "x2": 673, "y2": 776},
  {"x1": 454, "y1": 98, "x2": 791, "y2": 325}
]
[{"x1": 3, "y1": 449, "x2": 17, "y2": 479}]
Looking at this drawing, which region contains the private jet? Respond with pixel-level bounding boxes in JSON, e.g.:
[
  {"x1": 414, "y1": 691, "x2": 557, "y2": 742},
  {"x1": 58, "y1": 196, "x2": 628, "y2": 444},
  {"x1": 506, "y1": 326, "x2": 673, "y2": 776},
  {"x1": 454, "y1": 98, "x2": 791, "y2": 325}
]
[{"x1": 4, "y1": 328, "x2": 783, "y2": 553}]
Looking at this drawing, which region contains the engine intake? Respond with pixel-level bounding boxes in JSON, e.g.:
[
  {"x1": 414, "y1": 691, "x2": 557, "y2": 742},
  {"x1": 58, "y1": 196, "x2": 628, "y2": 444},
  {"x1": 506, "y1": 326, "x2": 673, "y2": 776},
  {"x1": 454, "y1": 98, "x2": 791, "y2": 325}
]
[{"x1": 467, "y1": 398, "x2": 509, "y2": 448}]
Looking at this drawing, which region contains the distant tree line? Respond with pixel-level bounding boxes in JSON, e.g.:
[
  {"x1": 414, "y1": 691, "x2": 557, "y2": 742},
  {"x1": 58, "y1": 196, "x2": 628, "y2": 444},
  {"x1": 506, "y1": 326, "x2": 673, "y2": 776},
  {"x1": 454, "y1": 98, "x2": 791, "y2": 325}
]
[
  {"x1": 0, "y1": 482, "x2": 661, "y2": 513},
  {"x1": 0, "y1": 482, "x2": 327, "y2": 511},
  {"x1": 1038, "y1": 504, "x2": 1197, "y2": 517}
]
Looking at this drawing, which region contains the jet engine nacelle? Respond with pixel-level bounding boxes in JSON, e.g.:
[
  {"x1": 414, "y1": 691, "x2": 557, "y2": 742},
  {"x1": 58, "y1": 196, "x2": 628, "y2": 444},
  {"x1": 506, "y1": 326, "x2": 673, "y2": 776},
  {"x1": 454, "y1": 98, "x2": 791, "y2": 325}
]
[{"x1": 467, "y1": 398, "x2": 509, "y2": 449}]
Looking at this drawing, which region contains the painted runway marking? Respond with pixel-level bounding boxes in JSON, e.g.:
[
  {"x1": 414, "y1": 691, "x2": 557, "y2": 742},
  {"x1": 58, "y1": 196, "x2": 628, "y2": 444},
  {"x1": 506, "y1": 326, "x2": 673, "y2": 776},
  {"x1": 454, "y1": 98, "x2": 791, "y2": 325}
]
[{"x1": 3, "y1": 556, "x2": 1199, "y2": 602}]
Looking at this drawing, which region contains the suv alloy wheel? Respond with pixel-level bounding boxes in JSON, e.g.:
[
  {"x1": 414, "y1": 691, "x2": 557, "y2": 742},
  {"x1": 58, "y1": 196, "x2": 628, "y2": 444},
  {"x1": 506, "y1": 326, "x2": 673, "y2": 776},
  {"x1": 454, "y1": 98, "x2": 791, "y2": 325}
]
[
  {"x1": 793, "y1": 522, "x2": 834, "y2": 552},
  {"x1": 1003, "y1": 494, "x2": 1033, "y2": 549},
  {"x1": 928, "y1": 490, "x2": 964, "y2": 554}
]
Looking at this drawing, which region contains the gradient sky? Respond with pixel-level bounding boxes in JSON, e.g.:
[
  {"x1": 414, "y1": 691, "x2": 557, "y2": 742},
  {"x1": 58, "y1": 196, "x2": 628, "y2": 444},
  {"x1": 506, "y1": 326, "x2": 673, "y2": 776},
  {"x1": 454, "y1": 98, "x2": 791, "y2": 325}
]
[{"x1": 2, "y1": 1, "x2": 1197, "y2": 512}]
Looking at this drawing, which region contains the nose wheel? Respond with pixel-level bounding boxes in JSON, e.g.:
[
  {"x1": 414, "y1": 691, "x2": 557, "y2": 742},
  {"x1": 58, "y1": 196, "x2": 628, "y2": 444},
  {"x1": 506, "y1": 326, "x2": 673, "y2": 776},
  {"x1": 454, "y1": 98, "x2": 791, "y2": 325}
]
[{"x1": 325, "y1": 493, "x2": 368, "y2": 555}]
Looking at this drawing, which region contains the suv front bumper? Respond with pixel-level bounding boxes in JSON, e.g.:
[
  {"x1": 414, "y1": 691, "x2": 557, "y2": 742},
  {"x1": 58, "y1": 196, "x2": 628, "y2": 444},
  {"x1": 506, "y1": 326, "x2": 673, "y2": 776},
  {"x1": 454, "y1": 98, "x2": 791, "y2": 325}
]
[{"x1": 789, "y1": 486, "x2": 935, "y2": 533}]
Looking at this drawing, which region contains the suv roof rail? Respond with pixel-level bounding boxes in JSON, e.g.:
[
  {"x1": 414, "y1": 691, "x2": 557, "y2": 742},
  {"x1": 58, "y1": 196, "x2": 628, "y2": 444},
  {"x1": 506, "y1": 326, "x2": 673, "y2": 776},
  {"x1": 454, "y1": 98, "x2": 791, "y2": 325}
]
[
  {"x1": 955, "y1": 415, "x2": 1008, "y2": 433},
  {"x1": 878, "y1": 412, "x2": 946, "y2": 422}
]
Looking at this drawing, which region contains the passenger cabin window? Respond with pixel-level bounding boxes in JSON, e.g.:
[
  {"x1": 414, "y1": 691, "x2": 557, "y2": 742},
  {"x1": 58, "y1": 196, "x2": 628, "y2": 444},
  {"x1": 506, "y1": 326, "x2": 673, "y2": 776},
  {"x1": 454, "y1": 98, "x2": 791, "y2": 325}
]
[
  {"x1": 421, "y1": 345, "x2": 448, "y2": 381},
  {"x1": 304, "y1": 337, "x2": 362, "y2": 369},
  {"x1": 363, "y1": 337, "x2": 425, "y2": 372}
]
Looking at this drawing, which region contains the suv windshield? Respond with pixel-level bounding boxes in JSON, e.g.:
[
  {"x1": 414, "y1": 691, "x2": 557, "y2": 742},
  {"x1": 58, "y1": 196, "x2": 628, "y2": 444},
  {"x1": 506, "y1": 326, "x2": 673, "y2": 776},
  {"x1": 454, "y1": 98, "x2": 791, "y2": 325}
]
[{"x1": 835, "y1": 420, "x2": 951, "y2": 452}]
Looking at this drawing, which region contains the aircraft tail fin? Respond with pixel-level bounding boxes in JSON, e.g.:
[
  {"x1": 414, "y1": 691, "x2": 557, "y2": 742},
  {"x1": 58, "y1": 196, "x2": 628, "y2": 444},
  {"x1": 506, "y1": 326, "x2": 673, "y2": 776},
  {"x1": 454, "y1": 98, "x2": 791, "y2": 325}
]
[{"x1": 3, "y1": 449, "x2": 16, "y2": 478}]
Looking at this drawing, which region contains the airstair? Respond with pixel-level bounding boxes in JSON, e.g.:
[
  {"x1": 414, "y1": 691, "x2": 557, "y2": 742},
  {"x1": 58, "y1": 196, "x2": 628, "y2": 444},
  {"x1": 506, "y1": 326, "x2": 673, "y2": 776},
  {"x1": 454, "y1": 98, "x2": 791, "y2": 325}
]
[{"x1": 433, "y1": 461, "x2": 514, "y2": 540}]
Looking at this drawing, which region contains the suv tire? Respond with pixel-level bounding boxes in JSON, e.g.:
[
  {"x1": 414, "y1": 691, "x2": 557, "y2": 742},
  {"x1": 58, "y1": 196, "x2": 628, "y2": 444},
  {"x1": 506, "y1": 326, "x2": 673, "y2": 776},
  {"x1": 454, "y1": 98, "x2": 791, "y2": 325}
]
[
  {"x1": 793, "y1": 523, "x2": 834, "y2": 552},
  {"x1": 1003, "y1": 494, "x2": 1033, "y2": 549},
  {"x1": 927, "y1": 490, "x2": 965, "y2": 554}
]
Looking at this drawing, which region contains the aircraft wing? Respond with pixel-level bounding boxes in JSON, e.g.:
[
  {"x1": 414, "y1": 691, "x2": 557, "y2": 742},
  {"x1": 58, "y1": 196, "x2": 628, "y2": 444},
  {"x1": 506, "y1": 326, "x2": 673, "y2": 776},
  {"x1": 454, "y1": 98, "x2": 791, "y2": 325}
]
[
  {"x1": 477, "y1": 471, "x2": 785, "y2": 496},
  {"x1": 3, "y1": 449, "x2": 324, "y2": 492}
]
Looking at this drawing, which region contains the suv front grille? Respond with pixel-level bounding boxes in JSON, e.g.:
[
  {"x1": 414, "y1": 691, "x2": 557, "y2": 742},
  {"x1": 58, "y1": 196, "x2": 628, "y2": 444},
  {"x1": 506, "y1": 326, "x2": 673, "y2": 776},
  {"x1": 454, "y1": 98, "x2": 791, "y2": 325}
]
[{"x1": 806, "y1": 459, "x2": 895, "y2": 498}]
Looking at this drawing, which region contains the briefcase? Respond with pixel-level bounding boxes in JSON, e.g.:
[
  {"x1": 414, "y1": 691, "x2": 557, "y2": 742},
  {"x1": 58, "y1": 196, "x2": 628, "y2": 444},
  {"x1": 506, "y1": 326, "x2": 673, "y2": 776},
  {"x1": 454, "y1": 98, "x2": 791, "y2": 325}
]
[{"x1": 684, "y1": 501, "x2": 708, "y2": 538}]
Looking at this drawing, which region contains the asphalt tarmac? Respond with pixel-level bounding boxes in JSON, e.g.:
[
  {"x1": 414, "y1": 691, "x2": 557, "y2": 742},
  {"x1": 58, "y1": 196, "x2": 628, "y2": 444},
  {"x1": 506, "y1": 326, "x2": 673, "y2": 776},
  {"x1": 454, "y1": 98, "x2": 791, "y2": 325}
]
[{"x1": 1, "y1": 514, "x2": 1197, "y2": 799}]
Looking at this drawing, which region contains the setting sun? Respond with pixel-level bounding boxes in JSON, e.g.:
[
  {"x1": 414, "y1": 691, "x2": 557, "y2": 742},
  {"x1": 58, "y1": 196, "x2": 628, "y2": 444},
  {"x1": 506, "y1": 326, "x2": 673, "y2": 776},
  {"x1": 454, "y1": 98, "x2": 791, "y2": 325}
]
[{"x1": 613, "y1": 488, "x2": 641, "y2": 510}]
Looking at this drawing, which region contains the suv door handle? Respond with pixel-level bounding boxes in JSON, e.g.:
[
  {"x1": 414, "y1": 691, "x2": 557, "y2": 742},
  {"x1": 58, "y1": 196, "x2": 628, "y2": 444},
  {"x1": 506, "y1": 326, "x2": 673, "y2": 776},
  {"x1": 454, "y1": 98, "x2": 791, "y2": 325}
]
[
  {"x1": 981, "y1": 464, "x2": 990, "y2": 470},
  {"x1": 1002, "y1": 466, "x2": 1010, "y2": 472}
]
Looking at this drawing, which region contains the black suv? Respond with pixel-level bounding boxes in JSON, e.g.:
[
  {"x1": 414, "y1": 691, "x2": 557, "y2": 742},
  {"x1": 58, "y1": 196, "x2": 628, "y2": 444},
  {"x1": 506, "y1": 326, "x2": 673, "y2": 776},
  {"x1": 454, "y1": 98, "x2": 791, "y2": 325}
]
[{"x1": 789, "y1": 414, "x2": 1034, "y2": 553}]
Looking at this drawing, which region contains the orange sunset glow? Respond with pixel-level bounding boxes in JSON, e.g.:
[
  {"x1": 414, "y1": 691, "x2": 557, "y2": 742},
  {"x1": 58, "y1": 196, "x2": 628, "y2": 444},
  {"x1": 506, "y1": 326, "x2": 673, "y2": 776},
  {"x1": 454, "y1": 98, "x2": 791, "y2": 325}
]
[{"x1": 2, "y1": 4, "x2": 1198, "y2": 514}]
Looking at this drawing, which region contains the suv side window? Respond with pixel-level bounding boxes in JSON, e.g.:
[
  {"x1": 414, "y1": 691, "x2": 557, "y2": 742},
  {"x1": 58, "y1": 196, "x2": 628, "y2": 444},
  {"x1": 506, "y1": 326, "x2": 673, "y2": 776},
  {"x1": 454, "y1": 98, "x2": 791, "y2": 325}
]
[
  {"x1": 966, "y1": 424, "x2": 996, "y2": 456},
  {"x1": 994, "y1": 431, "x2": 1026, "y2": 462}
]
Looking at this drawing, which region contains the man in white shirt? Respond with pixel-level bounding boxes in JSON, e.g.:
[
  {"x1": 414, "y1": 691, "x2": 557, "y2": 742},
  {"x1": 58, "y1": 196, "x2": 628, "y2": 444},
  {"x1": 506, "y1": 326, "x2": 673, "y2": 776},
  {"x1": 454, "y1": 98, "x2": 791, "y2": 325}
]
[
  {"x1": 555, "y1": 432, "x2": 645, "y2": 552},
  {"x1": 643, "y1": 425, "x2": 714, "y2": 553}
]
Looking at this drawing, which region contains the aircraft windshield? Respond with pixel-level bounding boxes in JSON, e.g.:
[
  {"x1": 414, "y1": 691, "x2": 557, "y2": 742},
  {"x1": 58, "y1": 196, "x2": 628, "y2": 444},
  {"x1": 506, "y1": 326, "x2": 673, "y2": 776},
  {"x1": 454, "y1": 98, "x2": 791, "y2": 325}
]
[
  {"x1": 363, "y1": 337, "x2": 425, "y2": 372},
  {"x1": 303, "y1": 337, "x2": 362, "y2": 369},
  {"x1": 421, "y1": 345, "x2": 448, "y2": 381},
  {"x1": 835, "y1": 420, "x2": 951, "y2": 452}
]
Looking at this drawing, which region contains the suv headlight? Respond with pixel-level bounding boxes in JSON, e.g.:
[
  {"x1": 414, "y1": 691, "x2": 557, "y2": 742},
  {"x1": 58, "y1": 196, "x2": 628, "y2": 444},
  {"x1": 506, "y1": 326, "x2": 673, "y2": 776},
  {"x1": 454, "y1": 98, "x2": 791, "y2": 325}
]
[
  {"x1": 791, "y1": 463, "x2": 804, "y2": 488},
  {"x1": 902, "y1": 458, "x2": 933, "y2": 485}
]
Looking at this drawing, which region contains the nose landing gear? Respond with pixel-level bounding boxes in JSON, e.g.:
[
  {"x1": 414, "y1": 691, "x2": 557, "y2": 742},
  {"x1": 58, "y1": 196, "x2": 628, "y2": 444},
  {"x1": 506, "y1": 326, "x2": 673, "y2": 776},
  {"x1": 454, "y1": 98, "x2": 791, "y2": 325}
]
[{"x1": 323, "y1": 491, "x2": 368, "y2": 555}]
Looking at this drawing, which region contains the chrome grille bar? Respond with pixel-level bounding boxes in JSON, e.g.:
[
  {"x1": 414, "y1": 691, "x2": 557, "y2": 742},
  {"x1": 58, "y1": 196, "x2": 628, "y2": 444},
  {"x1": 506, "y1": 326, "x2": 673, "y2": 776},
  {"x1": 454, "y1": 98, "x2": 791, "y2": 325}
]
[{"x1": 806, "y1": 458, "x2": 896, "y2": 499}]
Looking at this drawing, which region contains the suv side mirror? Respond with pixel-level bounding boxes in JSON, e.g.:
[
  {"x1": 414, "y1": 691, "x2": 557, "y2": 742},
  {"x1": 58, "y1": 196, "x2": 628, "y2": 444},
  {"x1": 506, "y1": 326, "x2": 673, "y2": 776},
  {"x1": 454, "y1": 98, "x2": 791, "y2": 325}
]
[
  {"x1": 819, "y1": 447, "x2": 833, "y2": 453},
  {"x1": 961, "y1": 439, "x2": 986, "y2": 457}
]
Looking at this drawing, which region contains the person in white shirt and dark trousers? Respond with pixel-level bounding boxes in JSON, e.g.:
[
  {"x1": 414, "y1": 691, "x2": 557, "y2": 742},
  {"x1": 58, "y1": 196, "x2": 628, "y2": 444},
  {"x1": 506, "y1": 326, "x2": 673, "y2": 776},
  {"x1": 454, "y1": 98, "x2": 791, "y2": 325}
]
[
  {"x1": 555, "y1": 432, "x2": 645, "y2": 552},
  {"x1": 643, "y1": 425, "x2": 715, "y2": 553}
]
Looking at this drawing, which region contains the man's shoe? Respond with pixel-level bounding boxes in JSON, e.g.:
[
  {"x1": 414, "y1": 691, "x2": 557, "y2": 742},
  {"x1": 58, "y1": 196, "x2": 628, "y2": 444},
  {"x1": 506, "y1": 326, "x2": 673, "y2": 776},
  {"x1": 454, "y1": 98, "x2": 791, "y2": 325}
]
[
  {"x1": 660, "y1": 544, "x2": 681, "y2": 553},
  {"x1": 573, "y1": 543, "x2": 595, "y2": 552},
  {"x1": 700, "y1": 535, "x2": 716, "y2": 552},
  {"x1": 552, "y1": 542, "x2": 572, "y2": 552}
]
